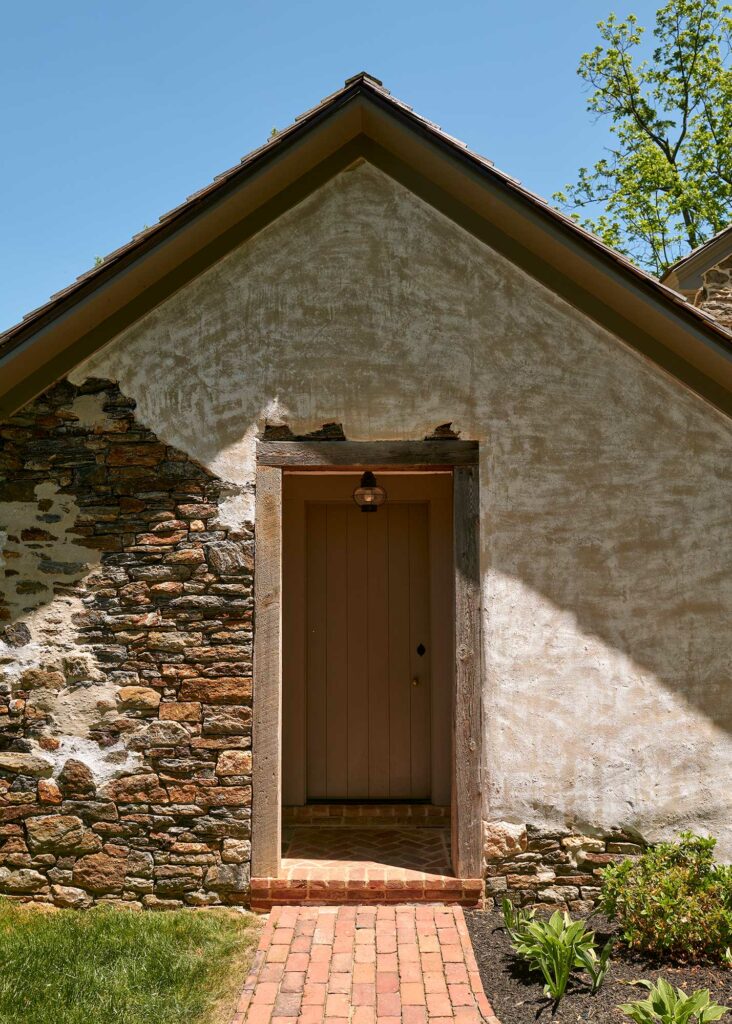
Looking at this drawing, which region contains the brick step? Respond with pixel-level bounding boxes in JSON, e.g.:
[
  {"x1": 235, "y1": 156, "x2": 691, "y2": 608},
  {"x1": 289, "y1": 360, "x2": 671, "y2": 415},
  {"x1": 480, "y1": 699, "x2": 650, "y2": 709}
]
[
  {"x1": 250, "y1": 875, "x2": 484, "y2": 911},
  {"x1": 282, "y1": 803, "x2": 450, "y2": 828}
]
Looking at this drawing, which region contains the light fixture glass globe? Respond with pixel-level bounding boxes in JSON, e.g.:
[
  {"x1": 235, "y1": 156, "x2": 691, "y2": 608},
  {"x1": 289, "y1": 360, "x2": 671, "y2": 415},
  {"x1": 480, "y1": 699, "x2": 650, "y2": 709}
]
[{"x1": 353, "y1": 471, "x2": 387, "y2": 512}]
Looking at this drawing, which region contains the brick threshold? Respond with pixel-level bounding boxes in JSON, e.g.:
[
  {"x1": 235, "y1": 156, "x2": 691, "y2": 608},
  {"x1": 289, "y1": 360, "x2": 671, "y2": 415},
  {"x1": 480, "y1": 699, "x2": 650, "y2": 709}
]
[{"x1": 250, "y1": 876, "x2": 484, "y2": 910}]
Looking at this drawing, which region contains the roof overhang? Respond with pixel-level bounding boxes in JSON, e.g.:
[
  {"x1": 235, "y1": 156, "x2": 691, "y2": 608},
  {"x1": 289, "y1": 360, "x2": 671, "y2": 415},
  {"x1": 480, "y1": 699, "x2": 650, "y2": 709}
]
[{"x1": 2, "y1": 75, "x2": 732, "y2": 419}]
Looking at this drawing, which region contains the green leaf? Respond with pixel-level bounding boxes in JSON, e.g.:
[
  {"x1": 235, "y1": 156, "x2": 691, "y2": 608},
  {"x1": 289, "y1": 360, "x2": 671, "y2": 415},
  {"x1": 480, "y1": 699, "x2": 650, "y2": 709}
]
[{"x1": 699, "y1": 1005, "x2": 731, "y2": 1022}]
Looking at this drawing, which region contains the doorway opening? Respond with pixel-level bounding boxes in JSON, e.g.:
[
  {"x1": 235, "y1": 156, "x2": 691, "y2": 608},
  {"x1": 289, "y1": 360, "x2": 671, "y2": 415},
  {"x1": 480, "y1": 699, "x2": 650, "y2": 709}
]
[
  {"x1": 279, "y1": 471, "x2": 454, "y2": 898},
  {"x1": 251, "y1": 441, "x2": 482, "y2": 908},
  {"x1": 282, "y1": 471, "x2": 453, "y2": 806}
]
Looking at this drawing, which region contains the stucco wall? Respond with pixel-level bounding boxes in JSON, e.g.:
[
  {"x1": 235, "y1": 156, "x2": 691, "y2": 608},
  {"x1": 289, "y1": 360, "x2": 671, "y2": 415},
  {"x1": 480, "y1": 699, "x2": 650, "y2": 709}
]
[{"x1": 53, "y1": 159, "x2": 732, "y2": 857}]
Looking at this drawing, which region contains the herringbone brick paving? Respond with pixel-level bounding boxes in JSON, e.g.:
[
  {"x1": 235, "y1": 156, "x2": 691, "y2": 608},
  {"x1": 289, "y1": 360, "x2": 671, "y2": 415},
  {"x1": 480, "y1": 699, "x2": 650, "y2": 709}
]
[
  {"x1": 282, "y1": 827, "x2": 453, "y2": 879},
  {"x1": 231, "y1": 904, "x2": 500, "y2": 1024}
]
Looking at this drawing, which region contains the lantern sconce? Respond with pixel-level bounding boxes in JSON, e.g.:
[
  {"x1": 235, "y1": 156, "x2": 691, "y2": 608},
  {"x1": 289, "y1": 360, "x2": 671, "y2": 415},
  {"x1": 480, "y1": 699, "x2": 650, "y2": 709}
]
[{"x1": 352, "y1": 470, "x2": 387, "y2": 512}]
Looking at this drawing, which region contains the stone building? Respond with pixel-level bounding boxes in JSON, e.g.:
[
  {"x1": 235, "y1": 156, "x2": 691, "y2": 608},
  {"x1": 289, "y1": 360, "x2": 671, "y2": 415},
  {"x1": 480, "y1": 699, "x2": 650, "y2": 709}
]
[
  {"x1": 662, "y1": 224, "x2": 732, "y2": 332},
  {"x1": 1, "y1": 74, "x2": 731, "y2": 912}
]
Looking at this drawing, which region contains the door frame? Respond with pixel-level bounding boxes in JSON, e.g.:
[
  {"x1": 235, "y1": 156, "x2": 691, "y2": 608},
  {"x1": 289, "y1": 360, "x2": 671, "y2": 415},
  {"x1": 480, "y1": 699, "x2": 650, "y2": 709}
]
[{"x1": 251, "y1": 440, "x2": 483, "y2": 880}]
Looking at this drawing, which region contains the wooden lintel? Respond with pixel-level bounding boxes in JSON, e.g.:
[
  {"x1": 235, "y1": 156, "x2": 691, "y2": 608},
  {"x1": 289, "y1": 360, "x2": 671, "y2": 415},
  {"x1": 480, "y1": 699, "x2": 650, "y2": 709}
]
[{"x1": 257, "y1": 440, "x2": 479, "y2": 467}]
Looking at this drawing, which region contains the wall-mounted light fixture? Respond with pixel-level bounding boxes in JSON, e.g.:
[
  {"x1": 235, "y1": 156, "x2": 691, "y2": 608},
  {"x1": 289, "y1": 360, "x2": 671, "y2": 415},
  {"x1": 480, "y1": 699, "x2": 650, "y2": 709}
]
[{"x1": 352, "y1": 470, "x2": 387, "y2": 512}]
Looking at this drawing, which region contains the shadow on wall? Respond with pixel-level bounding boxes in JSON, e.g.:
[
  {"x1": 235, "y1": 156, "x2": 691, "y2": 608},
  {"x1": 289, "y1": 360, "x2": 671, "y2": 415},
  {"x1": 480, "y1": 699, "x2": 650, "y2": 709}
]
[
  {"x1": 18, "y1": 162, "x2": 732, "y2": 849},
  {"x1": 1, "y1": 370, "x2": 731, "y2": 850},
  {"x1": 476, "y1": 385, "x2": 732, "y2": 843},
  {"x1": 485, "y1": 425, "x2": 731, "y2": 733}
]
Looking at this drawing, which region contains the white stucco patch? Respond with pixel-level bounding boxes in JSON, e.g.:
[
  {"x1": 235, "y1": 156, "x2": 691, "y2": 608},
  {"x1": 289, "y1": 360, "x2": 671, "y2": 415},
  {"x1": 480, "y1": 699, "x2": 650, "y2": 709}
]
[
  {"x1": 67, "y1": 392, "x2": 109, "y2": 429},
  {"x1": 0, "y1": 482, "x2": 99, "y2": 621},
  {"x1": 61, "y1": 160, "x2": 732, "y2": 854},
  {"x1": 0, "y1": 395, "x2": 129, "y2": 779},
  {"x1": 37, "y1": 735, "x2": 143, "y2": 783}
]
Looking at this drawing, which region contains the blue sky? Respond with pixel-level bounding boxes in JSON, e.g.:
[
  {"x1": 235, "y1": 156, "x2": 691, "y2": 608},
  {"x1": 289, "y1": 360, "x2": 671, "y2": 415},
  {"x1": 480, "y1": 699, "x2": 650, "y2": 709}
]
[{"x1": 1, "y1": 0, "x2": 662, "y2": 332}]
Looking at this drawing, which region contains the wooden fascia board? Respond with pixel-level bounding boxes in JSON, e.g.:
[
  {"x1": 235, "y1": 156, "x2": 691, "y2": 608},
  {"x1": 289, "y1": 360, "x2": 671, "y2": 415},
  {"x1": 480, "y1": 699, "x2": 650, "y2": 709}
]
[{"x1": 662, "y1": 232, "x2": 732, "y2": 293}]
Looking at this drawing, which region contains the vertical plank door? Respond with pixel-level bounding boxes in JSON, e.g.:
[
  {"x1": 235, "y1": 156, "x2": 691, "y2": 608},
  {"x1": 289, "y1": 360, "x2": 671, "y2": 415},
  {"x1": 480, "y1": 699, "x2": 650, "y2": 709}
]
[{"x1": 306, "y1": 502, "x2": 431, "y2": 800}]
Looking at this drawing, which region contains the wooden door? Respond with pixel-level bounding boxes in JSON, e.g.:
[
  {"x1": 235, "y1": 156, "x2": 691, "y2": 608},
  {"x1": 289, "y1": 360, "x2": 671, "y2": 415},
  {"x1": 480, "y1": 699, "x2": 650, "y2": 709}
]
[{"x1": 306, "y1": 502, "x2": 431, "y2": 800}]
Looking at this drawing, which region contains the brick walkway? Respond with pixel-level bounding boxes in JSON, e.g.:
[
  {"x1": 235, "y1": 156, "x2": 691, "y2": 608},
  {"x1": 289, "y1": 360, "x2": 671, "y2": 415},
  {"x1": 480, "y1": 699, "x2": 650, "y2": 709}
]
[{"x1": 232, "y1": 904, "x2": 499, "y2": 1024}]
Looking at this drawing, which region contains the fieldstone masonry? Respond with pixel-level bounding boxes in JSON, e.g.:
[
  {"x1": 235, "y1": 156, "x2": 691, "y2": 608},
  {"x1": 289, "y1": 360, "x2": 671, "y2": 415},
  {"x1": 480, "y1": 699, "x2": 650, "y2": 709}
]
[
  {"x1": 0, "y1": 378, "x2": 253, "y2": 908},
  {"x1": 482, "y1": 820, "x2": 644, "y2": 913},
  {"x1": 695, "y1": 253, "x2": 732, "y2": 331}
]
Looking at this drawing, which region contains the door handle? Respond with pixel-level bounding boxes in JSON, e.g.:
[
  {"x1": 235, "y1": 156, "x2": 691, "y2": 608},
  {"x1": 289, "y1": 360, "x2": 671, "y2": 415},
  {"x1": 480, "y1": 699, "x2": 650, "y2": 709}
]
[{"x1": 412, "y1": 676, "x2": 420, "y2": 687}]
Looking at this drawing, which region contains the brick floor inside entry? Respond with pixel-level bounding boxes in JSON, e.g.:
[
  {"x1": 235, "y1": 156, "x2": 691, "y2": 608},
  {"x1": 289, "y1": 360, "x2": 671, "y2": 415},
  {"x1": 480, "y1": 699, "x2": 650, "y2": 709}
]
[
  {"x1": 283, "y1": 827, "x2": 453, "y2": 878},
  {"x1": 250, "y1": 819, "x2": 483, "y2": 910},
  {"x1": 231, "y1": 904, "x2": 500, "y2": 1024}
]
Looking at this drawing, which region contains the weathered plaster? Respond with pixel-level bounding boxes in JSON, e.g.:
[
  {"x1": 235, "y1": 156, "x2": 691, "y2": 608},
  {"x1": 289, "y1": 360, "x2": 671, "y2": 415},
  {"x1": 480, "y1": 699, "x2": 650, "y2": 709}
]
[
  {"x1": 0, "y1": 482, "x2": 98, "y2": 621},
  {"x1": 0, "y1": 479, "x2": 118, "y2": 773},
  {"x1": 63, "y1": 160, "x2": 732, "y2": 855}
]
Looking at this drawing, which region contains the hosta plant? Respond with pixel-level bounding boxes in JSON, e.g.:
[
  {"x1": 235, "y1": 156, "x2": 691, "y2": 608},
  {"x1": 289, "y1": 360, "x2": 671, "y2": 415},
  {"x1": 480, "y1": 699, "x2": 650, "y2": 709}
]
[
  {"x1": 500, "y1": 898, "x2": 535, "y2": 944},
  {"x1": 620, "y1": 978, "x2": 730, "y2": 1024},
  {"x1": 510, "y1": 910, "x2": 596, "y2": 1002},
  {"x1": 575, "y1": 938, "x2": 614, "y2": 995}
]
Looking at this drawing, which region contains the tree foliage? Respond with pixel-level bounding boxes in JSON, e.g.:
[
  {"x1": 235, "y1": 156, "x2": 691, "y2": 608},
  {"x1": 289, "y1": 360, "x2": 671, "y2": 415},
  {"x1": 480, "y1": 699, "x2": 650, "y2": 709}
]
[{"x1": 555, "y1": 0, "x2": 732, "y2": 275}]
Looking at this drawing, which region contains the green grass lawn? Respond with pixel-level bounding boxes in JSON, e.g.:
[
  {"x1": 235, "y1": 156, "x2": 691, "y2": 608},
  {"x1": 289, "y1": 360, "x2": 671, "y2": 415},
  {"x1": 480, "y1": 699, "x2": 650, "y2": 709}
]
[{"x1": 0, "y1": 900, "x2": 261, "y2": 1024}]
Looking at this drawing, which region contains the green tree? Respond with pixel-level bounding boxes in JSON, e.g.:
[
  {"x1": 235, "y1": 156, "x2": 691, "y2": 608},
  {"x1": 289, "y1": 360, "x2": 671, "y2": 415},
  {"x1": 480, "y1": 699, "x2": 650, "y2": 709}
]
[{"x1": 554, "y1": 0, "x2": 732, "y2": 275}]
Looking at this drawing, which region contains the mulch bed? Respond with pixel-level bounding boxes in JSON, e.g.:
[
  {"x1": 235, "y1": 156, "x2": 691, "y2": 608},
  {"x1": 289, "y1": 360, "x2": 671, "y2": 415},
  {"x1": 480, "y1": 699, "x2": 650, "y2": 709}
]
[{"x1": 465, "y1": 910, "x2": 732, "y2": 1024}]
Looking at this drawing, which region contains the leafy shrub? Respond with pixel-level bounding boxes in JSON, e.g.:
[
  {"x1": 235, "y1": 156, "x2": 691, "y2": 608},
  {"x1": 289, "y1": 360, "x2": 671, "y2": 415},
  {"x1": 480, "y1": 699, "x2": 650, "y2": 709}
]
[
  {"x1": 508, "y1": 909, "x2": 599, "y2": 1002},
  {"x1": 619, "y1": 978, "x2": 729, "y2": 1023},
  {"x1": 601, "y1": 833, "x2": 732, "y2": 963}
]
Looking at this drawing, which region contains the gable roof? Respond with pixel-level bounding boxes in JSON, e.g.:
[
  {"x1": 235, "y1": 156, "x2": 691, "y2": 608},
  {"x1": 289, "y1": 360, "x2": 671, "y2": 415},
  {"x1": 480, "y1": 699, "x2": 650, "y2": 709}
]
[
  {"x1": 661, "y1": 223, "x2": 732, "y2": 298},
  {"x1": 2, "y1": 72, "x2": 732, "y2": 418}
]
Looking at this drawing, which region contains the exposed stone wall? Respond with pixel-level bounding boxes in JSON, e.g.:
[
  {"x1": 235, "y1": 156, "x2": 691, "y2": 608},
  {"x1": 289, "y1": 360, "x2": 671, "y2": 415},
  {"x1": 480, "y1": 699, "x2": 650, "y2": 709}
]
[
  {"x1": 483, "y1": 820, "x2": 644, "y2": 913},
  {"x1": 0, "y1": 379, "x2": 253, "y2": 908},
  {"x1": 695, "y1": 253, "x2": 732, "y2": 330}
]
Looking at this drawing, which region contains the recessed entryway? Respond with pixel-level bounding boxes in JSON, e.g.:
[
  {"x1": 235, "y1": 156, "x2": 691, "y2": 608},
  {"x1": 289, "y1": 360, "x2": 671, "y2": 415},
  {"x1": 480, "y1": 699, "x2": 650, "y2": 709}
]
[
  {"x1": 282, "y1": 471, "x2": 453, "y2": 807},
  {"x1": 268, "y1": 803, "x2": 474, "y2": 909},
  {"x1": 251, "y1": 440, "x2": 483, "y2": 898}
]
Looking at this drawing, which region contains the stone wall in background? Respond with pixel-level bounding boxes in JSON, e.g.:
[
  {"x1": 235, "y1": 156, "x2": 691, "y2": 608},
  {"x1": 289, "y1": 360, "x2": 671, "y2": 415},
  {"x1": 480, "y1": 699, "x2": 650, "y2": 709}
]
[
  {"x1": 482, "y1": 820, "x2": 644, "y2": 913},
  {"x1": 0, "y1": 379, "x2": 253, "y2": 908},
  {"x1": 696, "y1": 254, "x2": 732, "y2": 331}
]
